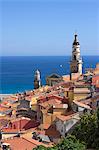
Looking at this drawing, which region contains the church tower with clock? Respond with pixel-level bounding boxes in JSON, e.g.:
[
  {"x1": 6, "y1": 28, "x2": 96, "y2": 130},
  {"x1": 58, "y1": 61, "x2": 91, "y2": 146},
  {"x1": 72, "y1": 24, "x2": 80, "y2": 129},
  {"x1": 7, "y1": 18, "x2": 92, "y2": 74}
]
[{"x1": 70, "y1": 33, "x2": 83, "y2": 75}]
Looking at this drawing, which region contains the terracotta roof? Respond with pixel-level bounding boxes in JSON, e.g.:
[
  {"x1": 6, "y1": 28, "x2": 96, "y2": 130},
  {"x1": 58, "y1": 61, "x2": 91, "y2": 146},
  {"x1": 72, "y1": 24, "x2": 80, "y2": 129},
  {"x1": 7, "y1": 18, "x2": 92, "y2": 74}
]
[
  {"x1": 56, "y1": 112, "x2": 79, "y2": 122},
  {"x1": 17, "y1": 107, "x2": 29, "y2": 111},
  {"x1": 62, "y1": 110, "x2": 75, "y2": 116},
  {"x1": 74, "y1": 81, "x2": 91, "y2": 86},
  {"x1": 40, "y1": 99, "x2": 61, "y2": 108},
  {"x1": 43, "y1": 124, "x2": 51, "y2": 130},
  {"x1": 10, "y1": 96, "x2": 18, "y2": 101},
  {"x1": 2, "y1": 128, "x2": 19, "y2": 133},
  {"x1": 92, "y1": 74, "x2": 99, "y2": 88},
  {"x1": 62, "y1": 75, "x2": 70, "y2": 81},
  {"x1": 81, "y1": 94, "x2": 99, "y2": 107},
  {"x1": 57, "y1": 115, "x2": 72, "y2": 121},
  {"x1": 53, "y1": 104, "x2": 68, "y2": 109},
  {"x1": 73, "y1": 100, "x2": 92, "y2": 110},
  {"x1": 2, "y1": 137, "x2": 37, "y2": 150},
  {"x1": 7, "y1": 118, "x2": 39, "y2": 131},
  {"x1": 21, "y1": 130, "x2": 52, "y2": 147},
  {"x1": 2, "y1": 96, "x2": 18, "y2": 103},
  {"x1": 71, "y1": 73, "x2": 81, "y2": 80},
  {"x1": 46, "y1": 95, "x2": 63, "y2": 101},
  {"x1": 0, "y1": 106, "x2": 9, "y2": 112},
  {"x1": 74, "y1": 88, "x2": 90, "y2": 94}
]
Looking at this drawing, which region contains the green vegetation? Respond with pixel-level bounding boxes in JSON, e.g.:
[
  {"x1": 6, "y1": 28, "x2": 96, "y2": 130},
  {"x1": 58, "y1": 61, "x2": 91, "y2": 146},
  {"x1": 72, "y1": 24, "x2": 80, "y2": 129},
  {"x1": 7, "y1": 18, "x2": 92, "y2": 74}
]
[
  {"x1": 72, "y1": 108, "x2": 99, "y2": 149},
  {"x1": 55, "y1": 135, "x2": 85, "y2": 150},
  {"x1": 33, "y1": 135, "x2": 86, "y2": 150}
]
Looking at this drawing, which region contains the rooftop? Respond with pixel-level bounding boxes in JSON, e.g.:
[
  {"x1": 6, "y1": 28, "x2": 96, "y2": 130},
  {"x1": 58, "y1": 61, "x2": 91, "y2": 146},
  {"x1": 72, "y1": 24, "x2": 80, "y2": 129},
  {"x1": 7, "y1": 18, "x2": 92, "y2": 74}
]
[
  {"x1": 56, "y1": 112, "x2": 80, "y2": 122},
  {"x1": 2, "y1": 137, "x2": 37, "y2": 150},
  {"x1": 73, "y1": 100, "x2": 92, "y2": 110},
  {"x1": 39, "y1": 99, "x2": 62, "y2": 109}
]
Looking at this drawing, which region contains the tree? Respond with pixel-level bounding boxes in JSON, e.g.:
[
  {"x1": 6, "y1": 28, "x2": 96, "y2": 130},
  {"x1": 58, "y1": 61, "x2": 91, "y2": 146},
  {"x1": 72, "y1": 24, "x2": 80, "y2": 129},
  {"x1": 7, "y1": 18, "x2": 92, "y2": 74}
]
[
  {"x1": 56, "y1": 135, "x2": 85, "y2": 150},
  {"x1": 92, "y1": 108, "x2": 99, "y2": 149},
  {"x1": 33, "y1": 135, "x2": 85, "y2": 150},
  {"x1": 72, "y1": 112, "x2": 96, "y2": 147},
  {"x1": 33, "y1": 145, "x2": 47, "y2": 150},
  {"x1": 96, "y1": 107, "x2": 99, "y2": 130},
  {"x1": 72, "y1": 110, "x2": 99, "y2": 149}
]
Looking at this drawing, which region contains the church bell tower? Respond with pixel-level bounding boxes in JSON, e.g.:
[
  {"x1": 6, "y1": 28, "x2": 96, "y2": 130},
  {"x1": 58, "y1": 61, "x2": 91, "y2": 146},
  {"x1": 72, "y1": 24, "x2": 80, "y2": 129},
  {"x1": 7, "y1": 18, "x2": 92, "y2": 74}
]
[
  {"x1": 70, "y1": 33, "x2": 83, "y2": 75},
  {"x1": 34, "y1": 69, "x2": 41, "y2": 89}
]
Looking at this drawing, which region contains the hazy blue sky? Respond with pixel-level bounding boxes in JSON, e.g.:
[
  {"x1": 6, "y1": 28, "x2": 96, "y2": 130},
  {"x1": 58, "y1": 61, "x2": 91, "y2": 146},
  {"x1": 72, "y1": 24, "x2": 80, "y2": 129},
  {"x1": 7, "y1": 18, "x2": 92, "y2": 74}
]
[{"x1": 0, "y1": 0, "x2": 99, "y2": 56}]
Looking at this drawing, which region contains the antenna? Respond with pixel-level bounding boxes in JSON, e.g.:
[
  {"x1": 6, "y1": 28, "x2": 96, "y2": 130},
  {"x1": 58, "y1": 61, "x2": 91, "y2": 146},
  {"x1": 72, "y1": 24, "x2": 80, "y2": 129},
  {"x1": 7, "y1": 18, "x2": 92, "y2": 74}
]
[{"x1": 75, "y1": 29, "x2": 77, "y2": 35}]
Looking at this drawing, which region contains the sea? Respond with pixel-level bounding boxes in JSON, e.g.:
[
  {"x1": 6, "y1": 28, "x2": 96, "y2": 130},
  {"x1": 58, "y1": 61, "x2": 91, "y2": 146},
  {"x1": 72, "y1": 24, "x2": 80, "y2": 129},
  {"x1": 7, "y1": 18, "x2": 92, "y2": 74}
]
[{"x1": 0, "y1": 56, "x2": 99, "y2": 94}]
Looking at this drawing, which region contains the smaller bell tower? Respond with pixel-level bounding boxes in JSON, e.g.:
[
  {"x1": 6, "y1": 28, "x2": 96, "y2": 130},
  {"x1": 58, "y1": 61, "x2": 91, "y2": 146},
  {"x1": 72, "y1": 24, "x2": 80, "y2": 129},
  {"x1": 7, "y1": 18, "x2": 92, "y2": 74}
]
[
  {"x1": 70, "y1": 33, "x2": 83, "y2": 75},
  {"x1": 34, "y1": 69, "x2": 41, "y2": 89}
]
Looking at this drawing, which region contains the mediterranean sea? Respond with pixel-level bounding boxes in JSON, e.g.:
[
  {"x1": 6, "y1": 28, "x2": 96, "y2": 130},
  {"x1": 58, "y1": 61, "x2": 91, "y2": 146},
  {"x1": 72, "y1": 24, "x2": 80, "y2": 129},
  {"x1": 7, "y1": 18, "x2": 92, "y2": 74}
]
[{"x1": 0, "y1": 56, "x2": 99, "y2": 94}]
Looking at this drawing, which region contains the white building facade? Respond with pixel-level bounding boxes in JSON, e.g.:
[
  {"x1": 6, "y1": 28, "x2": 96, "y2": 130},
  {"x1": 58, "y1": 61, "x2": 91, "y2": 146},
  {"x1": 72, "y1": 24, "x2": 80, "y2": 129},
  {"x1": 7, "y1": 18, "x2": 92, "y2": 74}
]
[
  {"x1": 55, "y1": 113, "x2": 80, "y2": 137},
  {"x1": 34, "y1": 69, "x2": 41, "y2": 89}
]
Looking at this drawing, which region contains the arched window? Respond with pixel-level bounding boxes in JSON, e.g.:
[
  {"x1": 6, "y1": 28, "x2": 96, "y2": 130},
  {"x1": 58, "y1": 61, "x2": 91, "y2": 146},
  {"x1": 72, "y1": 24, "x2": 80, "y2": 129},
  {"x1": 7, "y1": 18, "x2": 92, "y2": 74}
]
[{"x1": 74, "y1": 55, "x2": 76, "y2": 60}]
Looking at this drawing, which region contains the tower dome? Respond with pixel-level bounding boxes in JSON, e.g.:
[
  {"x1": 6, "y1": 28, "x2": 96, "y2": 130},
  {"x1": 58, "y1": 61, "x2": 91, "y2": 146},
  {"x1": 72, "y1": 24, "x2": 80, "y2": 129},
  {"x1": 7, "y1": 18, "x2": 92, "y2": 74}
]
[
  {"x1": 34, "y1": 69, "x2": 41, "y2": 81},
  {"x1": 34, "y1": 69, "x2": 41, "y2": 89},
  {"x1": 73, "y1": 34, "x2": 80, "y2": 46}
]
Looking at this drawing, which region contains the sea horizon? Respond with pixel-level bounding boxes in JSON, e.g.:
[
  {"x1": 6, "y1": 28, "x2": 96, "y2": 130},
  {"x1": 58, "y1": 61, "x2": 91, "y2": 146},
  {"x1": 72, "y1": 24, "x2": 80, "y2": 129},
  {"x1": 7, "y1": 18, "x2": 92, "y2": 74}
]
[
  {"x1": 0, "y1": 56, "x2": 99, "y2": 94},
  {"x1": 0, "y1": 55, "x2": 99, "y2": 57}
]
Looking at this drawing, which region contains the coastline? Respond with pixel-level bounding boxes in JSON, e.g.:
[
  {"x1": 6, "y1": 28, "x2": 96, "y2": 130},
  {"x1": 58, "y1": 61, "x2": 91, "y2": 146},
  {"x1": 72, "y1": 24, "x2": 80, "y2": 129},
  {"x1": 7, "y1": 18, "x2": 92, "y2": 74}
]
[
  {"x1": 0, "y1": 94, "x2": 13, "y2": 99},
  {"x1": 1, "y1": 56, "x2": 99, "y2": 94}
]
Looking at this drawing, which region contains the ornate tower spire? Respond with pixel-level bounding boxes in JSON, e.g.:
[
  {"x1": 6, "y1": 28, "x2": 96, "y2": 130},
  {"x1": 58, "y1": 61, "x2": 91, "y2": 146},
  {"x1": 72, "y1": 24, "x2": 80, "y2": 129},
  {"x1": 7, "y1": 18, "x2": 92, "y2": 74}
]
[{"x1": 73, "y1": 33, "x2": 80, "y2": 46}]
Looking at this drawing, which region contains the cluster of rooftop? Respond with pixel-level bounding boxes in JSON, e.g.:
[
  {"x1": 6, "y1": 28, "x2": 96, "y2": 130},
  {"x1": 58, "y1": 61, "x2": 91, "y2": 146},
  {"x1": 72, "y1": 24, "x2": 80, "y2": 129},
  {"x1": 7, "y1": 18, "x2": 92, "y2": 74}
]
[{"x1": 0, "y1": 34, "x2": 99, "y2": 150}]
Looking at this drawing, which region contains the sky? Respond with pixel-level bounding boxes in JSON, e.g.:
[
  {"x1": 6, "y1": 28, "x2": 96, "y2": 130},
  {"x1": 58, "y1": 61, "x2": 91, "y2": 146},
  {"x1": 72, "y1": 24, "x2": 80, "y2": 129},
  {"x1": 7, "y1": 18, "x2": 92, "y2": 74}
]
[{"x1": 0, "y1": 0, "x2": 99, "y2": 56}]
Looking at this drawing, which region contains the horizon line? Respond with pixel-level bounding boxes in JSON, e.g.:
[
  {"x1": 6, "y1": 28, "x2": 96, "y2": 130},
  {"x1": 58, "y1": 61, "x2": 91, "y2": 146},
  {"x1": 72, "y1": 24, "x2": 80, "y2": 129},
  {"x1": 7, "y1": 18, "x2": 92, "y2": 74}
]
[{"x1": 0, "y1": 55, "x2": 99, "y2": 57}]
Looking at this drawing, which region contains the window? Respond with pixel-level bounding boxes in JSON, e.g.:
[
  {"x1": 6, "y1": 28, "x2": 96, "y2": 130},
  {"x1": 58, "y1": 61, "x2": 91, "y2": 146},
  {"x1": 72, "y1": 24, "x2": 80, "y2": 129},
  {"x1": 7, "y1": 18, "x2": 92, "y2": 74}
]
[
  {"x1": 74, "y1": 55, "x2": 76, "y2": 60},
  {"x1": 48, "y1": 107, "x2": 53, "y2": 113},
  {"x1": 61, "y1": 127, "x2": 63, "y2": 133},
  {"x1": 96, "y1": 101, "x2": 99, "y2": 107}
]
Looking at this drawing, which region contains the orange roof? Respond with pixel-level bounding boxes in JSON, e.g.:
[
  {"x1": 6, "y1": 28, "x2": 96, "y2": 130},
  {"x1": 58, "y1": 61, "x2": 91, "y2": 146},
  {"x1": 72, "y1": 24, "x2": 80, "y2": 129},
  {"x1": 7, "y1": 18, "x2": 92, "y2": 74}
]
[
  {"x1": 3, "y1": 137, "x2": 37, "y2": 150},
  {"x1": 81, "y1": 94, "x2": 99, "y2": 105},
  {"x1": 47, "y1": 94, "x2": 63, "y2": 100},
  {"x1": 56, "y1": 112, "x2": 79, "y2": 122},
  {"x1": 57, "y1": 115, "x2": 72, "y2": 121},
  {"x1": 29, "y1": 138, "x2": 51, "y2": 147},
  {"x1": 74, "y1": 88, "x2": 90, "y2": 94},
  {"x1": 0, "y1": 106, "x2": 8, "y2": 112},
  {"x1": 62, "y1": 75, "x2": 70, "y2": 81},
  {"x1": 10, "y1": 96, "x2": 18, "y2": 100},
  {"x1": 40, "y1": 99, "x2": 61, "y2": 108},
  {"x1": 73, "y1": 100, "x2": 92, "y2": 110},
  {"x1": 2, "y1": 128, "x2": 19, "y2": 133},
  {"x1": 92, "y1": 75, "x2": 99, "y2": 88},
  {"x1": 43, "y1": 124, "x2": 50, "y2": 130},
  {"x1": 94, "y1": 63, "x2": 99, "y2": 72}
]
